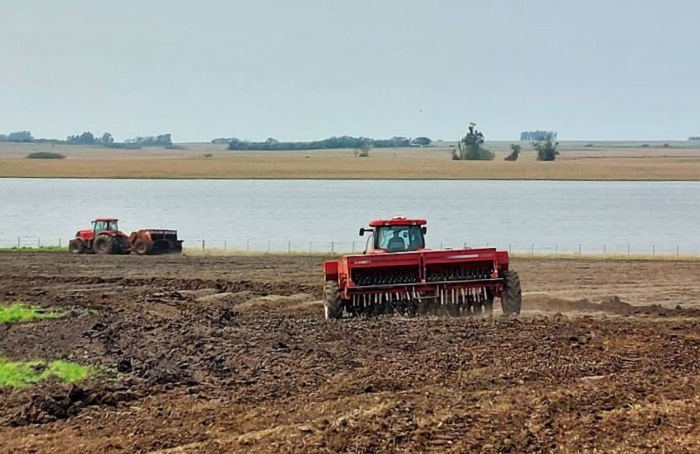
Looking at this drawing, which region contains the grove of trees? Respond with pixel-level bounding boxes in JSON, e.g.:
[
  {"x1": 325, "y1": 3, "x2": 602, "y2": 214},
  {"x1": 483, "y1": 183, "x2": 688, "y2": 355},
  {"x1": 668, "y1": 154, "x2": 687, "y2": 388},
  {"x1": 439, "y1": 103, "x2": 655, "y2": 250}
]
[
  {"x1": 0, "y1": 131, "x2": 34, "y2": 142},
  {"x1": 532, "y1": 132, "x2": 560, "y2": 161},
  {"x1": 226, "y1": 136, "x2": 431, "y2": 151},
  {"x1": 452, "y1": 123, "x2": 494, "y2": 160},
  {"x1": 521, "y1": 130, "x2": 558, "y2": 141}
]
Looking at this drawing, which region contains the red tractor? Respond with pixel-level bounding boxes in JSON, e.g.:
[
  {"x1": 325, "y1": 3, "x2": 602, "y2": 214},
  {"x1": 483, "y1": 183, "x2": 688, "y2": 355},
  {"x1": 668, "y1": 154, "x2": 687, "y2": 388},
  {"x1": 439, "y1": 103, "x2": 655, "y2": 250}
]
[
  {"x1": 323, "y1": 217, "x2": 522, "y2": 319},
  {"x1": 68, "y1": 218, "x2": 131, "y2": 255}
]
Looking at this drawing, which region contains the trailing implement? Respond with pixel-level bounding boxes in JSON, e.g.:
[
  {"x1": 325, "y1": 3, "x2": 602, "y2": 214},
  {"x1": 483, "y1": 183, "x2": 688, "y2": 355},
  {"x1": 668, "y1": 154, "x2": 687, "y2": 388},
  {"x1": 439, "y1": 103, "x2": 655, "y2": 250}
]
[
  {"x1": 323, "y1": 217, "x2": 522, "y2": 319},
  {"x1": 129, "y1": 229, "x2": 183, "y2": 255}
]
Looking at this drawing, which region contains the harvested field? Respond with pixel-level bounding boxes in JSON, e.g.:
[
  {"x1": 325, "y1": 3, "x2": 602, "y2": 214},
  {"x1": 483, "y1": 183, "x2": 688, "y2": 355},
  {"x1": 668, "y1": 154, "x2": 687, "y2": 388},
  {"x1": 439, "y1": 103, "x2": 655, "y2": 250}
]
[
  {"x1": 2, "y1": 253, "x2": 700, "y2": 453},
  {"x1": 1, "y1": 142, "x2": 700, "y2": 180}
]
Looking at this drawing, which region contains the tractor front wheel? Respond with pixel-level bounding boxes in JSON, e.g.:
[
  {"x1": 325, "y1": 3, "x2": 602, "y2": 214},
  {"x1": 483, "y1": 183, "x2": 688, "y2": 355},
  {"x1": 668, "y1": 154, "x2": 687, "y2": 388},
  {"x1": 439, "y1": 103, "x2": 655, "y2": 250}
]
[
  {"x1": 68, "y1": 238, "x2": 84, "y2": 254},
  {"x1": 93, "y1": 234, "x2": 113, "y2": 255},
  {"x1": 501, "y1": 270, "x2": 522, "y2": 315},
  {"x1": 324, "y1": 281, "x2": 343, "y2": 320}
]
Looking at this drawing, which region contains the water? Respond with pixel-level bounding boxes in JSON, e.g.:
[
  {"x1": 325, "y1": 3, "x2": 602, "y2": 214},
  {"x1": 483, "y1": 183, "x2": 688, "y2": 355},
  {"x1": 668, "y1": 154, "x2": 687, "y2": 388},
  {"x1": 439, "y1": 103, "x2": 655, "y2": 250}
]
[{"x1": 1, "y1": 178, "x2": 699, "y2": 254}]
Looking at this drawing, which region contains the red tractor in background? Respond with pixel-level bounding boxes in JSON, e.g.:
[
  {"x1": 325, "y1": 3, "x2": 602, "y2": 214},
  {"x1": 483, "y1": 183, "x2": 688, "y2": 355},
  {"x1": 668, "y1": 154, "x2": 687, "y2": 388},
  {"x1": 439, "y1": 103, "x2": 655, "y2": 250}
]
[
  {"x1": 323, "y1": 217, "x2": 522, "y2": 319},
  {"x1": 68, "y1": 218, "x2": 131, "y2": 255}
]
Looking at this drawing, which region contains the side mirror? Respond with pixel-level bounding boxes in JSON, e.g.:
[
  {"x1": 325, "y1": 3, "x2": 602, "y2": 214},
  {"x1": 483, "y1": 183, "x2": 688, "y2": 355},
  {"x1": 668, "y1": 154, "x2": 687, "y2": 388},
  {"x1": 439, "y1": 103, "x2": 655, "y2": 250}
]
[
  {"x1": 421, "y1": 227, "x2": 427, "y2": 235},
  {"x1": 359, "y1": 228, "x2": 366, "y2": 236}
]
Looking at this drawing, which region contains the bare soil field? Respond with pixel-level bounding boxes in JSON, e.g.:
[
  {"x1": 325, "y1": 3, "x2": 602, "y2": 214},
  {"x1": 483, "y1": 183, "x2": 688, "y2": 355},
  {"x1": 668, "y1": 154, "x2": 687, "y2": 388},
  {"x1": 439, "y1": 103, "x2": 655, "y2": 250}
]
[
  {"x1": 2, "y1": 142, "x2": 700, "y2": 180},
  {"x1": 2, "y1": 253, "x2": 700, "y2": 453}
]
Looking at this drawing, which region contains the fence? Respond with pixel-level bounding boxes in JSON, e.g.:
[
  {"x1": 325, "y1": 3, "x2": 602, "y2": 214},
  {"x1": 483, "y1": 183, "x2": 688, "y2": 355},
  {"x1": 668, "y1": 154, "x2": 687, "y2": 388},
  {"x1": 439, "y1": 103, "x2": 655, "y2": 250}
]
[{"x1": 1, "y1": 236, "x2": 699, "y2": 257}]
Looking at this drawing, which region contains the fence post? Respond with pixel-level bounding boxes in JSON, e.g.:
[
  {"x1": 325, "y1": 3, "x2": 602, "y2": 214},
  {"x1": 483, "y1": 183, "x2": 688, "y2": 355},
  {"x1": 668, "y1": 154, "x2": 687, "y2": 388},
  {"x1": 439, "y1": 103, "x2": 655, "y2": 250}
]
[
  {"x1": 202, "y1": 239, "x2": 205, "y2": 250},
  {"x1": 58, "y1": 238, "x2": 62, "y2": 248},
  {"x1": 17, "y1": 237, "x2": 20, "y2": 248},
  {"x1": 331, "y1": 241, "x2": 335, "y2": 254},
  {"x1": 627, "y1": 244, "x2": 630, "y2": 256},
  {"x1": 38, "y1": 237, "x2": 41, "y2": 248},
  {"x1": 531, "y1": 243, "x2": 534, "y2": 258},
  {"x1": 309, "y1": 242, "x2": 312, "y2": 253},
  {"x1": 677, "y1": 245, "x2": 680, "y2": 258},
  {"x1": 652, "y1": 245, "x2": 655, "y2": 257},
  {"x1": 578, "y1": 244, "x2": 582, "y2": 256},
  {"x1": 352, "y1": 241, "x2": 355, "y2": 252},
  {"x1": 224, "y1": 240, "x2": 227, "y2": 251},
  {"x1": 555, "y1": 244, "x2": 558, "y2": 256},
  {"x1": 603, "y1": 244, "x2": 606, "y2": 259},
  {"x1": 508, "y1": 244, "x2": 511, "y2": 255},
  {"x1": 246, "y1": 240, "x2": 250, "y2": 252},
  {"x1": 288, "y1": 240, "x2": 291, "y2": 253},
  {"x1": 267, "y1": 240, "x2": 271, "y2": 253}
]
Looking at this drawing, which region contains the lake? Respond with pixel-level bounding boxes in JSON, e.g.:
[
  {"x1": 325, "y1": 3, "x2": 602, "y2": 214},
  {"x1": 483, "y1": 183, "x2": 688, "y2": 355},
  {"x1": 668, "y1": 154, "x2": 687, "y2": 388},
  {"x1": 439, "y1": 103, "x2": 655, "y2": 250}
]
[{"x1": 1, "y1": 178, "x2": 699, "y2": 255}]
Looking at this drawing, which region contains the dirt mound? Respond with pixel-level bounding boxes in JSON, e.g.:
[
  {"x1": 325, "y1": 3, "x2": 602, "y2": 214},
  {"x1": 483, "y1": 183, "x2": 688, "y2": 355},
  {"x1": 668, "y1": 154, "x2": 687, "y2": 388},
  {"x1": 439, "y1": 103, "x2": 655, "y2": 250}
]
[
  {"x1": 7, "y1": 383, "x2": 138, "y2": 426},
  {"x1": 525, "y1": 294, "x2": 700, "y2": 317}
]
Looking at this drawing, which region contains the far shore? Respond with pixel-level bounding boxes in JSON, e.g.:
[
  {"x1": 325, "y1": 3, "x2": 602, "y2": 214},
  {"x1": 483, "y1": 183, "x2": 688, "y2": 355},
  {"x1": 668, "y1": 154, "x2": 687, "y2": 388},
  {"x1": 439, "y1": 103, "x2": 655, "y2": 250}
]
[{"x1": 1, "y1": 141, "x2": 700, "y2": 181}]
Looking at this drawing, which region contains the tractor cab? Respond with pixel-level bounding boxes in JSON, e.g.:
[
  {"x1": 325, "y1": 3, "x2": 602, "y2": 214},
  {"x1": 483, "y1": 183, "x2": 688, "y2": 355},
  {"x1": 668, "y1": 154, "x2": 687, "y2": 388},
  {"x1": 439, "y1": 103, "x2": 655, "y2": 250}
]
[
  {"x1": 359, "y1": 217, "x2": 427, "y2": 253},
  {"x1": 92, "y1": 218, "x2": 120, "y2": 234}
]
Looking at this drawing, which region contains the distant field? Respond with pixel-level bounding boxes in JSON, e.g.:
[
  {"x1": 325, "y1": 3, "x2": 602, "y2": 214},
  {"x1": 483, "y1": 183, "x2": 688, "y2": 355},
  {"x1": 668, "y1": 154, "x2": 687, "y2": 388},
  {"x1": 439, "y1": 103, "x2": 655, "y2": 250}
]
[{"x1": 1, "y1": 141, "x2": 699, "y2": 180}]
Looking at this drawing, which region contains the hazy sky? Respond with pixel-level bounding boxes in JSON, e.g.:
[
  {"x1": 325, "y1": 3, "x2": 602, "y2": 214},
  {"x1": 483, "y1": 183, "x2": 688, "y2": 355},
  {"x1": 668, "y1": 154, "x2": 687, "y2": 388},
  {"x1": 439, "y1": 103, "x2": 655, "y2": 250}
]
[{"x1": 1, "y1": 0, "x2": 698, "y2": 142}]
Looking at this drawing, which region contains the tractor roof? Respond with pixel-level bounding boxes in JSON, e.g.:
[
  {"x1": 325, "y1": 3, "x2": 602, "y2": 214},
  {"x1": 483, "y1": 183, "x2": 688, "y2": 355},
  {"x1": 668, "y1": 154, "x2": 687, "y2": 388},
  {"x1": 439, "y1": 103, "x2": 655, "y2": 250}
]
[
  {"x1": 93, "y1": 218, "x2": 119, "y2": 222},
  {"x1": 369, "y1": 217, "x2": 426, "y2": 227}
]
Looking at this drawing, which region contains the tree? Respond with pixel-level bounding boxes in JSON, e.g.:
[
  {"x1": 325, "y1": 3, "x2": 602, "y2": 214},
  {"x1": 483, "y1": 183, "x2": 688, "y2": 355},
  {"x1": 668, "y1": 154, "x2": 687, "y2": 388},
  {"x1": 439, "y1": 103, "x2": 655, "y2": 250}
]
[
  {"x1": 100, "y1": 132, "x2": 114, "y2": 144},
  {"x1": 532, "y1": 132, "x2": 560, "y2": 161},
  {"x1": 453, "y1": 123, "x2": 494, "y2": 161},
  {"x1": 411, "y1": 137, "x2": 432, "y2": 146},
  {"x1": 67, "y1": 131, "x2": 96, "y2": 145},
  {"x1": 6, "y1": 131, "x2": 34, "y2": 142},
  {"x1": 505, "y1": 144, "x2": 521, "y2": 161}
]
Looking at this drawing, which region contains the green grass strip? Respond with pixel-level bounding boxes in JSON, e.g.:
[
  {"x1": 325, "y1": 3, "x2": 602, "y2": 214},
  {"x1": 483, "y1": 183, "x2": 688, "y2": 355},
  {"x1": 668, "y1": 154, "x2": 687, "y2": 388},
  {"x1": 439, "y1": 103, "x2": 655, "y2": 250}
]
[
  {"x1": 0, "y1": 358, "x2": 92, "y2": 387},
  {"x1": 0, "y1": 303, "x2": 65, "y2": 324},
  {"x1": 0, "y1": 246, "x2": 65, "y2": 253}
]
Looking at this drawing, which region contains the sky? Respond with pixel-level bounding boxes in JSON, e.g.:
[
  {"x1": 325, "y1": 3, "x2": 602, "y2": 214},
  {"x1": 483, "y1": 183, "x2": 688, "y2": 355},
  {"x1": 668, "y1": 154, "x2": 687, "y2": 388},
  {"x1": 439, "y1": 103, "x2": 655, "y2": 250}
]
[{"x1": 0, "y1": 0, "x2": 698, "y2": 142}]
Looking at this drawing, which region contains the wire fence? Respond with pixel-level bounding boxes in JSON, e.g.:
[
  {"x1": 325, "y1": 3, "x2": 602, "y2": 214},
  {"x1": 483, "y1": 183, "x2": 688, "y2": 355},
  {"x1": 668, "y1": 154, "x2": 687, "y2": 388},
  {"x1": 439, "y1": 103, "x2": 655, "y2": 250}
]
[{"x1": 1, "y1": 236, "x2": 699, "y2": 257}]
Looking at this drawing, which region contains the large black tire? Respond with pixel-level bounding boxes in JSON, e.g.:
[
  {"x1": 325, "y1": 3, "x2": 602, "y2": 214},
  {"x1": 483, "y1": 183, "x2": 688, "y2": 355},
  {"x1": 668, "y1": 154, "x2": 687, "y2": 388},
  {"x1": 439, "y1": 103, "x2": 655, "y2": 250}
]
[
  {"x1": 113, "y1": 236, "x2": 130, "y2": 255},
  {"x1": 68, "y1": 238, "x2": 84, "y2": 254},
  {"x1": 93, "y1": 234, "x2": 113, "y2": 255},
  {"x1": 501, "y1": 270, "x2": 522, "y2": 315},
  {"x1": 133, "y1": 238, "x2": 152, "y2": 255},
  {"x1": 324, "y1": 281, "x2": 343, "y2": 320}
]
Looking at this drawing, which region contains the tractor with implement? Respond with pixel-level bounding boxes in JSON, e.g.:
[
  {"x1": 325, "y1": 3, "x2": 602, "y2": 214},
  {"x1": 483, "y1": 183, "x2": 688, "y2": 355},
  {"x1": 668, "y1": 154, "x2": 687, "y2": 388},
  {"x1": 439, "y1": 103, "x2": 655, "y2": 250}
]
[
  {"x1": 322, "y1": 217, "x2": 522, "y2": 319},
  {"x1": 68, "y1": 218, "x2": 131, "y2": 255},
  {"x1": 128, "y1": 229, "x2": 183, "y2": 255}
]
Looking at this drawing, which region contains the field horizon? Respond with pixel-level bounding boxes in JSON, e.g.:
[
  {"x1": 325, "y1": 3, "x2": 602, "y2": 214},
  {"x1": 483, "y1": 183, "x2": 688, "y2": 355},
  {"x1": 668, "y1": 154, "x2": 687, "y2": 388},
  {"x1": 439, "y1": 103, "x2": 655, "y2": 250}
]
[{"x1": 1, "y1": 140, "x2": 700, "y2": 180}]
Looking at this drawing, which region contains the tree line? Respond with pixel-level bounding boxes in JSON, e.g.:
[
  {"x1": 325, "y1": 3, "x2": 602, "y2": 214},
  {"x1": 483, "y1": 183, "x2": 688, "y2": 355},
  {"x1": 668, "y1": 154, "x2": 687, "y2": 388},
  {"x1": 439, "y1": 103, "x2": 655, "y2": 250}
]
[
  {"x1": 224, "y1": 136, "x2": 432, "y2": 151},
  {"x1": 0, "y1": 130, "x2": 174, "y2": 149}
]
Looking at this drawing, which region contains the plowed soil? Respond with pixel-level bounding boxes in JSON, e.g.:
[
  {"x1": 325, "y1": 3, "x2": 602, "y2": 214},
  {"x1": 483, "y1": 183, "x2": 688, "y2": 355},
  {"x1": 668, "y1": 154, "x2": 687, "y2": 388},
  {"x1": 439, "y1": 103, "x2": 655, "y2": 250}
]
[{"x1": 2, "y1": 253, "x2": 700, "y2": 453}]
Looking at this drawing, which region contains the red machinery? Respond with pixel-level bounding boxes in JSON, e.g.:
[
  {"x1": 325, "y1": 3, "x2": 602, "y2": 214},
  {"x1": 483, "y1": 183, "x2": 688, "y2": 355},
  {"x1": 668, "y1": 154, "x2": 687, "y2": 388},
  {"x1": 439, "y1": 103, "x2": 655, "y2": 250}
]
[
  {"x1": 68, "y1": 218, "x2": 131, "y2": 255},
  {"x1": 323, "y1": 217, "x2": 522, "y2": 319}
]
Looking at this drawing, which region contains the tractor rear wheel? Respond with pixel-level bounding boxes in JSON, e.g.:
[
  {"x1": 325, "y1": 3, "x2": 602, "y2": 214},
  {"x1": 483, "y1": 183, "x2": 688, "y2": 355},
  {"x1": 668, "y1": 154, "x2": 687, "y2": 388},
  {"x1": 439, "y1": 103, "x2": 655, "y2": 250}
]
[
  {"x1": 324, "y1": 281, "x2": 343, "y2": 320},
  {"x1": 113, "y1": 236, "x2": 130, "y2": 254},
  {"x1": 93, "y1": 234, "x2": 113, "y2": 255},
  {"x1": 68, "y1": 238, "x2": 84, "y2": 254},
  {"x1": 133, "y1": 238, "x2": 151, "y2": 255},
  {"x1": 501, "y1": 270, "x2": 522, "y2": 315}
]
